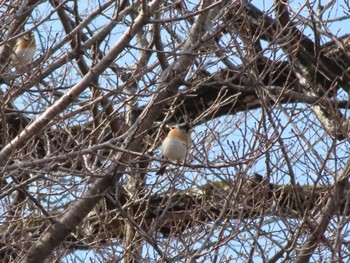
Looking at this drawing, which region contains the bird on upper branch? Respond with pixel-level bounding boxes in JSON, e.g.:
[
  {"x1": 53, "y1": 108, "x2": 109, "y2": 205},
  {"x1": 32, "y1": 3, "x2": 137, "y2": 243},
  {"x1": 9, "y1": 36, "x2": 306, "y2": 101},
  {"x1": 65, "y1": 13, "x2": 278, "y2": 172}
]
[{"x1": 10, "y1": 32, "x2": 36, "y2": 68}]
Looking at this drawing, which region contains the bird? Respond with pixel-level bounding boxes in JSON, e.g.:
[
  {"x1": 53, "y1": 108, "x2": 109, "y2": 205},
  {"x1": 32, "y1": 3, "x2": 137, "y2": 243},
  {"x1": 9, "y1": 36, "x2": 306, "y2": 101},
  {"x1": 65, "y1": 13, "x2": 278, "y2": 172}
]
[
  {"x1": 10, "y1": 32, "x2": 36, "y2": 68},
  {"x1": 156, "y1": 123, "x2": 194, "y2": 175}
]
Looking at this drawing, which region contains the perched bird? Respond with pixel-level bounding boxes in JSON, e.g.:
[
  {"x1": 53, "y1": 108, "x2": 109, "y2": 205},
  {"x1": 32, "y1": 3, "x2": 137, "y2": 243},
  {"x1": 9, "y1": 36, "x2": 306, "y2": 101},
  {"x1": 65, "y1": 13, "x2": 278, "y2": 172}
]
[
  {"x1": 10, "y1": 32, "x2": 36, "y2": 68},
  {"x1": 156, "y1": 123, "x2": 194, "y2": 175}
]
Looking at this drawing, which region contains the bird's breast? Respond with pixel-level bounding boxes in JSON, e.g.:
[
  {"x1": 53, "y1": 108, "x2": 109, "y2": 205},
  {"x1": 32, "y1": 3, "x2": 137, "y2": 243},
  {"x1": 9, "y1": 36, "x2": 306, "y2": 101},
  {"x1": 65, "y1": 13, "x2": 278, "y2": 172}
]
[{"x1": 162, "y1": 137, "x2": 188, "y2": 162}]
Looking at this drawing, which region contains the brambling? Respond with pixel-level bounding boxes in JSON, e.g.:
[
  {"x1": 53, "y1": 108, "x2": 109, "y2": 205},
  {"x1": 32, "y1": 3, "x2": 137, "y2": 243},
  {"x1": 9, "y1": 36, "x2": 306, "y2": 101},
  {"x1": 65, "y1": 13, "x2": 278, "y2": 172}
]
[
  {"x1": 10, "y1": 32, "x2": 36, "y2": 67},
  {"x1": 156, "y1": 123, "x2": 194, "y2": 175}
]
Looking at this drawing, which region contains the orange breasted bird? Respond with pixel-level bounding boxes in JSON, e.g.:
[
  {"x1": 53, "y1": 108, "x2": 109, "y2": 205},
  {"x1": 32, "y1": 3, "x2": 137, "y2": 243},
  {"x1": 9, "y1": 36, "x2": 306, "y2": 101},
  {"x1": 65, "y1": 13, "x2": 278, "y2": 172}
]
[
  {"x1": 156, "y1": 123, "x2": 194, "y2": 175},
  {"x1": 11, "y1": 32, "x2": 36, "y2": 67}
]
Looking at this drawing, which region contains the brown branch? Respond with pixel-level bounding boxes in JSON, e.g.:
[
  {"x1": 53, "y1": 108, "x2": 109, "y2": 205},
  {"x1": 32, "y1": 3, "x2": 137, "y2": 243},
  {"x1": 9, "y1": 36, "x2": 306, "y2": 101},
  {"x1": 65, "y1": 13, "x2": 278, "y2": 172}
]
[
  {"x1": 77, "y1": 174, "x2": 348, "y2": 241},
  {"x1": 295, "y1": 159, "x2": 350, "y2": 262},
  {"x1": 2, "y1": 174, "x2": 341, "y2": 246}
]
